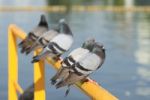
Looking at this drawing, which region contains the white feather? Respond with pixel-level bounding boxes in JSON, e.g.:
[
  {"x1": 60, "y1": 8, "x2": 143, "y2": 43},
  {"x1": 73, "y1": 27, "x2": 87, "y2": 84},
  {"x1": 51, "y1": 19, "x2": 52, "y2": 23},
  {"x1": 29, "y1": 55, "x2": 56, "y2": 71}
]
[
  {"x1": 69, "y1": 47, "x2": 89, "y2": 62},
  {"x1": 41, "y1": 30, "x2": 58, "y2": 41},
  {"x1": 79, "y1": 53, "x2": 101, "y2": 71},
  {"x1": 51, "y1": 34, "x2": 73, "y2": 50}
]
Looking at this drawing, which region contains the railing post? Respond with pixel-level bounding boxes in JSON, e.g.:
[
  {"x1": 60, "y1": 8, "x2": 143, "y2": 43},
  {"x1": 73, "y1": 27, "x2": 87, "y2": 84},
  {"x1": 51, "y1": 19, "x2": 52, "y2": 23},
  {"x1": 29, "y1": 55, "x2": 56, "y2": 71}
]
[
  {"x1": 8, "y1": 25, "x2": 18, "y2": 100},
  {"x1": 8, "y1": 24, "x2": 46, "y2": 100},
  {"x1": 34, "y1": 51, "x2": 46, "y2": 100}
]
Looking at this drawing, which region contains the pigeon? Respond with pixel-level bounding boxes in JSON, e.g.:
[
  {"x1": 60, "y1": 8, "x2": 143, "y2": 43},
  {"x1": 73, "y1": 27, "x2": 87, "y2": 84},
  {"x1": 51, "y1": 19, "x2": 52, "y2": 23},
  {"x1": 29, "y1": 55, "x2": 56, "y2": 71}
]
[
  {"x1": 31, "y1": 19, "x2": 73, "y2": 63},
  {"x1": 50, "y1": 40, "x2": 105, "y2": 96},
  {"x1": 25, "y1": 19, "x2": 65, "y2": 55},
  {"x1": 18, "y1": 14, "x2": 49, "y2": 54},
  {"x1": 50, "y1": 38, "x2": 96, "y2": 85}
]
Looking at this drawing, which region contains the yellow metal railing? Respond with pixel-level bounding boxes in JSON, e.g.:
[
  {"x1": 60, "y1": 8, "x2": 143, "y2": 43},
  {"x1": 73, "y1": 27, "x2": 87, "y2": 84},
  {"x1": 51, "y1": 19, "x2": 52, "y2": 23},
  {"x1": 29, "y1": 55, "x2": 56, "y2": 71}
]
[
  {"x1": 8, "y1": 24, "x2": 45, "y2": 100},
  {"x1": 8, "y1": 24, "x2": 118, "y2": 100}
]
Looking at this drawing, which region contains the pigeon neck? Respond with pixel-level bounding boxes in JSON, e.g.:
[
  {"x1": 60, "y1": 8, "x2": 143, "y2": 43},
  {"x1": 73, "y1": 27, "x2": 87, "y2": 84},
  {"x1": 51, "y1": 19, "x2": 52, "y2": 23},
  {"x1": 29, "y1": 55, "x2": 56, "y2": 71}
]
[
  {"x1": 82, "y1": 43, "x2": 95, "y2": 52},
  {"x1": 60, "y1": 23, "x2": 72, "y2": 35},
  {"x1": 84, "y1": 46, "x2": 94, "y2": 52},
  {"x1": 94, "y1": 49, "x2": 105, "y2": 59}
]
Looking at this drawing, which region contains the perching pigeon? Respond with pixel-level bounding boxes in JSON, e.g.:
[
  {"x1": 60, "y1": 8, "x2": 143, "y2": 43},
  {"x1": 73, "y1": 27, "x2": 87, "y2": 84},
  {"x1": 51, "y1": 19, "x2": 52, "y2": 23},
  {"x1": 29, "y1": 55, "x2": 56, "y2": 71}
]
[
  {"x1": 31, "y1": 19, "x2": 73, "y2": 63},
  {"x1": 25, "y1": 19, "x2": 65, "y2": 55},
  {"x1": 50, "y1": 40, "x2": 105, "y2": 96},
  {"x1": 19, "y1": 14, "x2": 49, "y2": 54},
  {"x1": 50, "y1": 38, "x2": 96, "y2": 85}
]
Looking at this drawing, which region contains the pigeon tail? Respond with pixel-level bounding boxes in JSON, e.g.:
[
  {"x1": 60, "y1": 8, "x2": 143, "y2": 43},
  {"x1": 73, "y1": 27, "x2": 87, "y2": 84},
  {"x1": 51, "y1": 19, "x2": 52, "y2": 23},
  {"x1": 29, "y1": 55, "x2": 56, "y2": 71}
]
[
  {"x1": 25, "y1": 47, "x2": 31, "y2": 55},
  {"x1": 55, "y1": 81, "x2": 67, "y2": 89},
  {"x1": 25, "y1": 42, "x2": 39, "y2": 55},
  {"x1": 55, "y1": 82, "x2": 71, "y2": 97},
  {"x1": 21, "y1": 47, "x2": 26, "y2": 54},
  {"x1": 18, "y1": 40, "x2": 25, "y2": 48},
  {"x1": 65, "y1": 85, "x2": 70, "y2": 97},
  {"x1": 26, "y1": 50, "x2": 31, "y2": 55},
  {"x1": 50, "y1": 79, "x2": 57, "y2": 85},
  {"x1": 31, "y1": 56, "x2": 40, "y2": 63},
  {"x1": 50, "y1": 73, "x2": 59, "y2": 85},
  {"x1": 50, "y1": 67, "x2": 70, "y2": 86}
]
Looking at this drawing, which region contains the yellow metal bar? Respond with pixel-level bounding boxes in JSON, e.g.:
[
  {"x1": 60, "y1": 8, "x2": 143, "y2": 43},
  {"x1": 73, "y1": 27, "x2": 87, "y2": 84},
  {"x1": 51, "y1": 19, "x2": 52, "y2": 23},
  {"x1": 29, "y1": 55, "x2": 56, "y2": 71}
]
[
  {"x1": 14, "y1": 82, "x2": 24, "y2": 94},
  {"x1": 8, "y1": 25, "x2": 118, "y2": 100},
  {"x1": 34, "y1": 51, "x2": 46, "y2": 100},
  {"x1": 10, "y1": 24, "x2": 26, "y2": 40},
  {"x1": 76, "y1": 81, "x2": 117, "y2": 100},
  {"x1": 46, "y1": 57, "x2": 62, "y2": 70},
  {"x1": 8, "y1": 25, "x2": 18, "y2": 100}
]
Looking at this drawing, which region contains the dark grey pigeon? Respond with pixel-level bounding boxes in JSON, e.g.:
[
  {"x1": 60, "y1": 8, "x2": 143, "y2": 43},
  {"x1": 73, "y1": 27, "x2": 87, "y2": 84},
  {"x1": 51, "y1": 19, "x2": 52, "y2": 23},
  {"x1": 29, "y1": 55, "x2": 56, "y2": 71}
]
[
  {"x1": 19, "y1": 14, "x2": 48, "y2": 54},
  {"x1": 31, "y1": 19, "x2": 73, "y2": 63}
]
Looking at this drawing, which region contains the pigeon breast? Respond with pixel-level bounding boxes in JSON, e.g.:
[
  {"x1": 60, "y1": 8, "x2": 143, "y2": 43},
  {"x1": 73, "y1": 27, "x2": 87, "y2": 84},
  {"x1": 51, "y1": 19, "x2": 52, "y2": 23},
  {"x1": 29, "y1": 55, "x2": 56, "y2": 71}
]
[
  {"x1": 69, "y1": 47, "x2": 89, "y2": 62},
  {"x1": 74, "y1": 53, "x2": 101, "y2": 75}
]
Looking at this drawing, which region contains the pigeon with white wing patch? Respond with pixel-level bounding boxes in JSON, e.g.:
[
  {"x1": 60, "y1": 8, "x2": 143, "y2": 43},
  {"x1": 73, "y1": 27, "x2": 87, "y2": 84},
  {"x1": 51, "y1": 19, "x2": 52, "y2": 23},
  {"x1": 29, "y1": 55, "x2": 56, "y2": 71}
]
[
  {"x1": 50, "y1": 38, "x2": 95, "y2": 85},
  {"x1": 31, "y1": 19, "x2": 73, "y2": 63}
]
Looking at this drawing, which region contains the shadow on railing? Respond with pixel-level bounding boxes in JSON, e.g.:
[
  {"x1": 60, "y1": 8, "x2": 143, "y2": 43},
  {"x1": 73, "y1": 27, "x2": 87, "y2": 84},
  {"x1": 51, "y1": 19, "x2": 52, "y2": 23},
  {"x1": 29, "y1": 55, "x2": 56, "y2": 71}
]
[{"x1": 8, "y1": 24, "x2": 118, "y2": 100}]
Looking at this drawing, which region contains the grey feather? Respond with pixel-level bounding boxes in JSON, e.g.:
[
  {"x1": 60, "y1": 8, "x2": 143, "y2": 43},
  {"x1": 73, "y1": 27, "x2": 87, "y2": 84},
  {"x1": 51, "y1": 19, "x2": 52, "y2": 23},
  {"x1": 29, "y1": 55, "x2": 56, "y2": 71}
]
[
  {"x1": 51, "y1": 67, "x2": 70, "y2": 85},
  {"x1": 58, "y1": 19, "x2": 73, "y2": 36},
  {"x1": 19, "y1": 14, "x2": 48, "y2": 54},
  {"x1": 25, "y1": 30, "x2": 59, "y2": 55},
  {"x1": 55, "y1": 71, "x2": 87, "y2": 89},
  {"x1": 53, "y1": 39, "x2": 105, "y2": 89},
  {"x1": 31, "y1": 50, "x2": 50, "y2": 63},
  {"x1": 82, "y1": 38, "x2": 95, "y2": 51}
]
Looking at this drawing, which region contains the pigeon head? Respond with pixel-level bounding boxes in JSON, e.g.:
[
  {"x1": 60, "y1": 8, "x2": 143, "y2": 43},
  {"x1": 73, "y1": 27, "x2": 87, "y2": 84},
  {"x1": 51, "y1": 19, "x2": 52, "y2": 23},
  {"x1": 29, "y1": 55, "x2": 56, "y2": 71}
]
[
  {"x1": 58, "y1": 19, "x2": 73, "y2": 35},
  {"x1": 92, "y1": 42, "x2": 105, "y2": 58},
  {"x1": 38, "y1": 14, "x2": 48, "y2": 28},
  {"x1": 82, "y1": 38, "x2": 95, "y2": 51}
]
